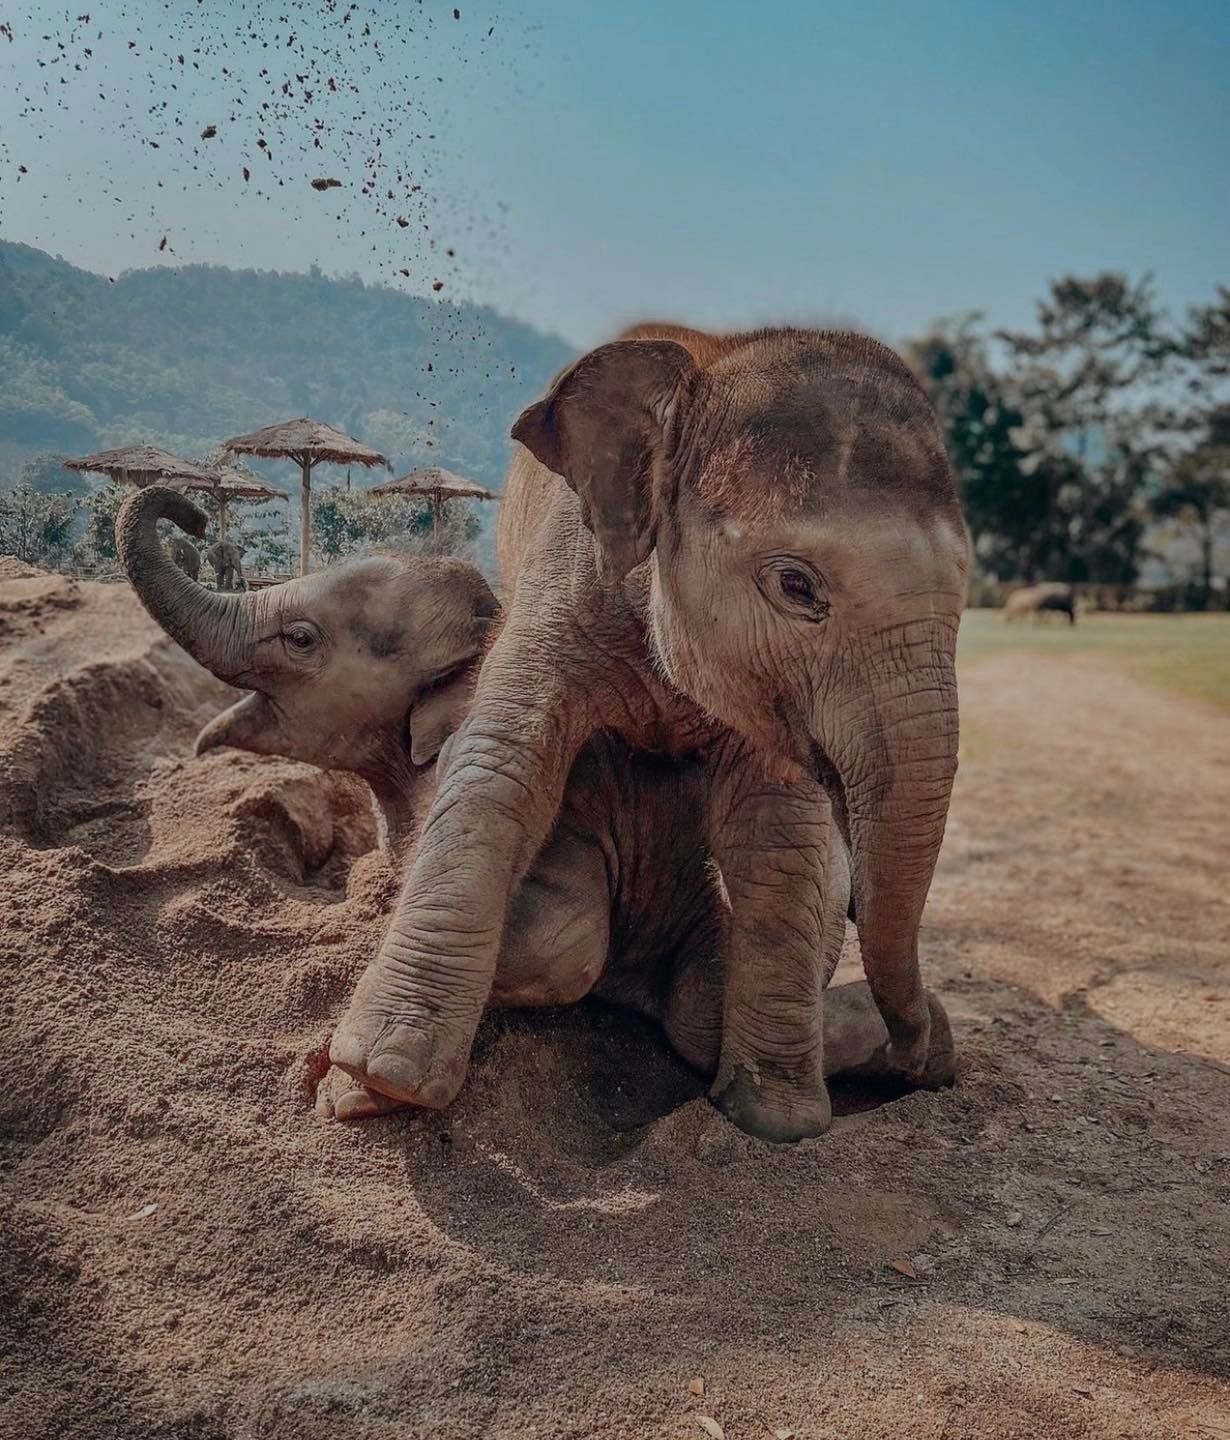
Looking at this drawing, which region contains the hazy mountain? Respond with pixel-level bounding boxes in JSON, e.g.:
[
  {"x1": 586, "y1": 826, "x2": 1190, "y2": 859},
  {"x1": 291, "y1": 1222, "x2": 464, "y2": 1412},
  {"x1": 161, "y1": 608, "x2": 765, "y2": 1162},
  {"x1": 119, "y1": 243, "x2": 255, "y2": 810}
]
[{"x1": 0, "y1": 238, "x2": 574, "y2": 506}]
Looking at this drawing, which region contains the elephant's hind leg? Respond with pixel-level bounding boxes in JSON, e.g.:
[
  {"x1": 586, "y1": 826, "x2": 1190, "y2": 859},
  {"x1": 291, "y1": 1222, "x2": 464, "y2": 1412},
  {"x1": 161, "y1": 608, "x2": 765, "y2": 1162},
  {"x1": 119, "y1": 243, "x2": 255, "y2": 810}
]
[{"x1": 489, "y1": 827, "x2": 611, "y2": 1007}]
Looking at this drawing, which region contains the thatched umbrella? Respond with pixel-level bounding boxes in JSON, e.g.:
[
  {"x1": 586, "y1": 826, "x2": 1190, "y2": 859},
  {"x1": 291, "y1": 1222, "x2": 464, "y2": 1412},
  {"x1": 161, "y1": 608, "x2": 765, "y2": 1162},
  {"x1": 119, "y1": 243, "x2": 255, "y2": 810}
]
[
  {"x1": 63, "y1": 444, "x2": 217, "y2": 490},
  {"x1": 192, "y1": 467, "x2": 289, "y2": 548},
  {"x1": 220, "y1": 418, "x2": 388, "y2": 575},
  {"x1": 368, "y1": 466, "x2": 498, "y2": 538}
]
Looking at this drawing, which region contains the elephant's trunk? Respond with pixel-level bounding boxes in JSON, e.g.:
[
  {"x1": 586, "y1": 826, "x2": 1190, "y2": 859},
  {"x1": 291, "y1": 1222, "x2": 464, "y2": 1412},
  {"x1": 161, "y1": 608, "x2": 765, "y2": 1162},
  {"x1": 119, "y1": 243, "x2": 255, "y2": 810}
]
[
  {"x1": 116, "y1": 486, "x2": 258, "y2": 683},
  {"x1": 822, "y1": 622, "x2": 960, "y2": 1073}
]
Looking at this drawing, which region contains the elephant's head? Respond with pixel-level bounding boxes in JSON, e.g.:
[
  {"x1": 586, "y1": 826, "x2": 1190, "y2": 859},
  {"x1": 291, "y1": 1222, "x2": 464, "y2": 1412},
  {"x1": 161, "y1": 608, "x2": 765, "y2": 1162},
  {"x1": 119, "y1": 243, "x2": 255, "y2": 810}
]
[
  {"x1": 117, "y1": 487, "x2": 499, "y2": 791},
  {"x1": 512, "y1": 329, "x2": 970, "y2": 1063}
]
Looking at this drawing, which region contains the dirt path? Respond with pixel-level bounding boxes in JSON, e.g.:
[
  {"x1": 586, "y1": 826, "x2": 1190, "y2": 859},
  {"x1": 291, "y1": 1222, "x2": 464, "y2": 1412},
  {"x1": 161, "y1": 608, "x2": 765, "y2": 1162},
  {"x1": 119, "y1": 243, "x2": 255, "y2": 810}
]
[{"x1": 2, "y1": 578, "x2": 1227, "y2": 1440}]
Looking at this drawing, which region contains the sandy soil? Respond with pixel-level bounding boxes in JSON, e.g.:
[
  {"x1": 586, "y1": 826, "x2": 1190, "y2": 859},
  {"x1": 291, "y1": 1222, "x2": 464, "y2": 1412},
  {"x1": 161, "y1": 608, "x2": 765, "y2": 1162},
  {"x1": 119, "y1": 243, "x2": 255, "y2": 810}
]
[{"x1": 1, "y1": 572, "x2": 1227, "y2": 1440}]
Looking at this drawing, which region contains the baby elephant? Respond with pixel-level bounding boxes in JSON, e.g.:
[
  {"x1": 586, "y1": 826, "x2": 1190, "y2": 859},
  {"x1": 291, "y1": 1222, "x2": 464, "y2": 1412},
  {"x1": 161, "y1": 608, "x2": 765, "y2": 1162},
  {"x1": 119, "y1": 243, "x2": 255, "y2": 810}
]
[
  {"x1": 165, "y1": 535, "x2": 201, "y2": 581},
  {"x1": 117, "y1": 486, "x2": 956, "y2": 1134},
  {"x1": 1003, "y1": 581, "x2": 1076, "y2": 623},
  {"x1": 206, "y1": 540, "x2": 246, "y2": 592}
]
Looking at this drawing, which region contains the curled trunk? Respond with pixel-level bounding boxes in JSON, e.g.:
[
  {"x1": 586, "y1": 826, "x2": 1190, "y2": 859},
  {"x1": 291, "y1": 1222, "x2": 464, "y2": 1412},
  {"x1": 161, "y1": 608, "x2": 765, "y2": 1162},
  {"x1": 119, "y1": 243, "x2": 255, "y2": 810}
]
[{"x1": 116, "y1": 486, "x2": 258, "y2": 682}]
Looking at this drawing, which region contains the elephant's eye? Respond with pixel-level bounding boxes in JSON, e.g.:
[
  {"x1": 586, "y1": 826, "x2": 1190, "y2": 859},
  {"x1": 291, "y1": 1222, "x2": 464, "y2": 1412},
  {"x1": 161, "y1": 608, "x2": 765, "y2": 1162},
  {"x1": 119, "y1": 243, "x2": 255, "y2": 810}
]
[
  {"x1": 283, "y1": 623, "x2": 319, "y2": 654},
  {"x1": 761, "y1": 560, "x2": 829, "y2": 622},
  {"x1": 779, "y1": 569, "x2": 818, "y2": 607}
]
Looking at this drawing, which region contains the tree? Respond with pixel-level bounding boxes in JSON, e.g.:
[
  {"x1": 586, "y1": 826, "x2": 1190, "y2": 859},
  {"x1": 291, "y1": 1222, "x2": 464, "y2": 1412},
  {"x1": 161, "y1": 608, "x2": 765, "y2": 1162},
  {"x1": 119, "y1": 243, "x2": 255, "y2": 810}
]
[
  {"x1": 311, "y1": 486, "x2": 480, "y2": 565},
  {"x1": 907, "y1": 277, "x2": 1187, "y2": 592},
  {"x1": 1185, "y1": 286, "x2": 1230, "y2": 383},
  {"x1": 21, "y1": 451, "x2": 89, "y2": 496},
  {"x1": 994, "y1": 272, "x2": 1176, "y2": 587},
  {"x1": 1150, "y1": 416, "x2": 1230, "y2": 609},
  {"x1": 0, "y1": 485, "x2": 80, "y2": 566},
  {"x1": 908, "y1": 317, "x2": 1041, "y2": 580},
  {"x1": 79, "y1": 482, "x2": 128, "y2": 564},
  {"x1": 246, "y1": 524, "x2": 293, "y2": 576}
]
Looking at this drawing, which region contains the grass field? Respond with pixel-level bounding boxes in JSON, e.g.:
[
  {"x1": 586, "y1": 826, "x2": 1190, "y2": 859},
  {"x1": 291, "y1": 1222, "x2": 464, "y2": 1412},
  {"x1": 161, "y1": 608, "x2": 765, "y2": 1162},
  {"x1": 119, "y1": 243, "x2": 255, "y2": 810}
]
[{"x1": 958, "y1": 609, "x2": 1230, "y2": 711}]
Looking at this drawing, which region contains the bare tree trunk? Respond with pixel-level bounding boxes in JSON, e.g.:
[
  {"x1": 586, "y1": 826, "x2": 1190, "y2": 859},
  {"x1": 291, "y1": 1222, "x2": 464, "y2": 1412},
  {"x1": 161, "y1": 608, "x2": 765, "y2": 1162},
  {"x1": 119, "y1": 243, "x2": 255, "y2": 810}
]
[
  {"x1": 1197, "y1": 507, "x2": 1214, "y2": 612},
  {"x1": 300, "y1": 457, "x2": 312, "y2": 576}
]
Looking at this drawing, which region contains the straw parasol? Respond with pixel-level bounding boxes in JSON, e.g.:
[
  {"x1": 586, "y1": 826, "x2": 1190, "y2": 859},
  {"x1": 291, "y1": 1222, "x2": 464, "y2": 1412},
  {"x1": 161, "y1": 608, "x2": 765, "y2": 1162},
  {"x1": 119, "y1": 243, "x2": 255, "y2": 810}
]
[
  {"x1": 63, "y1": 444, "x2": 218, "y2": 489},
  {"x1": 194, "y1": 467, "x2": 289, "y2": 547},
  {"x1": 368, "y1": 466, "x2": 498, "y2": 537},
  {"x1": 220, "y1": 418, "x2": 388, "y2": 575},
  {"x1": 64, "y1": 446, "x2": 289, "y2": 557}
]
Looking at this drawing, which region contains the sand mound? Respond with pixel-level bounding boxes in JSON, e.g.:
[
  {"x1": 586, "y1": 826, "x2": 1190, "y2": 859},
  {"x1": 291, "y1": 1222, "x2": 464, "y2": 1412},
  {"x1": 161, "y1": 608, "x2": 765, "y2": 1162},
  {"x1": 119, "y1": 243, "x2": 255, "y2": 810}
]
[
  {"x1": 2, "y1": 578, "x2": 1227, "y2": 1440},
  {"x1": 0, "y1": 555, "x2": 48, "y2": 582}
]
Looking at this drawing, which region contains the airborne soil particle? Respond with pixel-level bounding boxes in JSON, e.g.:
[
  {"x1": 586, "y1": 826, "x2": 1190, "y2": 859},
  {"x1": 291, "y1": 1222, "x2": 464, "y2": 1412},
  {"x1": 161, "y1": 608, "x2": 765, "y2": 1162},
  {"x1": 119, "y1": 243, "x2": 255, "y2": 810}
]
[{"x1": 1, "y1": 574, "x2": 1227, "y2": 1440}]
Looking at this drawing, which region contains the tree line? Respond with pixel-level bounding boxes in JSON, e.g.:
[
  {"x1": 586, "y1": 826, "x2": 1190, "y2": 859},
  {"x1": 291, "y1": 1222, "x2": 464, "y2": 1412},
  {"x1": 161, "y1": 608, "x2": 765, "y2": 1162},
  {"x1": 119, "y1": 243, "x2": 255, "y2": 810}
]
[
  {"x1": 906, "y1": 273, "x2": 1230, "y2": 609},
  {"x1": 2, "y1": 242, "x2": 1227, "y2": 606}
]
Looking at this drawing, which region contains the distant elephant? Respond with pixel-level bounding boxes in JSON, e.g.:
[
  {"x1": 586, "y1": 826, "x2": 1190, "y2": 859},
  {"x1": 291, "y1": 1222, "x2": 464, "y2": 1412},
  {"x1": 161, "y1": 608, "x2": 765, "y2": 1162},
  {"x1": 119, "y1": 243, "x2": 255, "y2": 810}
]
[
  {"x1": 325, "y1": 323, "x2": 969, "y2": 1142},
  {"x1": 1003, "y1": 582, "x2": 1076, "y2": 624},
  {"x1": 165, "y1": 535, "x2": 201, "y2": 581},
  {"x1": 205, "y1": 540, "x2": 245, "y2": 592},
  {"x1": 116, "y1": 485, "x2": 954, "y2": 1124}
]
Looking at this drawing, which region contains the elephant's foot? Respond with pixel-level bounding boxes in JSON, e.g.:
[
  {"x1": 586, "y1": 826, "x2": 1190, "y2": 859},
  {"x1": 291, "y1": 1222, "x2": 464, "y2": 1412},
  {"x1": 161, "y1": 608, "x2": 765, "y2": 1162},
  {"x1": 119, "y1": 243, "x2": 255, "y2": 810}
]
[
  {"x1": 329, "y1": 1004, "x2": 476, "y2": 1111},
  {"x1": 880, "y1": 1000, "x2": 934, "y2": 1084},
  {"x1": 917, "y1": 992, "x2": 957, "y2": 1088},
  {"x1": 709, "y1": 1063, "x2": 833, "y2": 1144},
  {"x1": 314, "y1": 1065, "x2": 410, "y2": 1122},
  {"x1": 829, "y1": 984, "x2": 956, "y2": 1088},
  {"x1": 886, "y1": 1003, "x2": 957, "y2": 1087}
]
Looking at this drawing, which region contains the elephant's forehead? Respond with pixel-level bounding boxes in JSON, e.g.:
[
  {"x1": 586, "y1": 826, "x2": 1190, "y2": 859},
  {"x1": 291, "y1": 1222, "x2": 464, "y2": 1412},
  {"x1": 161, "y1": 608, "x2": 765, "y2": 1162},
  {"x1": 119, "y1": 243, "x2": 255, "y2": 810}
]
[
  {"x1": 313, "y1": 557, "x2": 402, "y2": 607},
  {"x1": 695, "y1": 408, "x2": 951, "y2": 528},
  {"x1": 697, "y1": 355, "x2": 949, "y2": 510},
  {"x1": 302, "y1": 561, "x2": 412, "y2": 653}
]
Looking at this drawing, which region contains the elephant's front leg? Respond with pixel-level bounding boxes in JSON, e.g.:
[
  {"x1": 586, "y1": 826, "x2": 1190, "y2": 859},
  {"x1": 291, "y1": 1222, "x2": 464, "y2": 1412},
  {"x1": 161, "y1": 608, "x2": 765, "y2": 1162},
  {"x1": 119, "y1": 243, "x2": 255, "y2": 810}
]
[
  {"x1": 706, "y1": 752, "x2": 847, "y2": 1143},
  {"x1": 318, "y1": 832, "x2": 612, "y2": 1123},
  {"x1": 329, "y1": 630, "x2": 596, "y2": 1109}
]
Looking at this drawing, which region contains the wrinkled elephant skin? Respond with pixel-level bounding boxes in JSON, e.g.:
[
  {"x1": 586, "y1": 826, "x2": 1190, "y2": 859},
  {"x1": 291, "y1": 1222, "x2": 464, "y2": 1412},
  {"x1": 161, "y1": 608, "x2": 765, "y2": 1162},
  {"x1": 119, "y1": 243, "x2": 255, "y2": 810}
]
[
  {"x1": 117, "y1": 487, "x2": 957, "y2": 1137},
  {"x1": 332, "y1": 325, "x2": 970, "y2": 1141}
]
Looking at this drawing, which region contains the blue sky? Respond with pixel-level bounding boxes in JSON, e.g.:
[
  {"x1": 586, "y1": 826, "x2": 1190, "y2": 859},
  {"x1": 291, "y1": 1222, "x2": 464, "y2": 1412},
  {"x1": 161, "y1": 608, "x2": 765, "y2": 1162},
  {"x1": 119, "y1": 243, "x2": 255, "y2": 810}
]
[{"x1": 1, "y1": 0, "x2": 1226, "y2": 347}]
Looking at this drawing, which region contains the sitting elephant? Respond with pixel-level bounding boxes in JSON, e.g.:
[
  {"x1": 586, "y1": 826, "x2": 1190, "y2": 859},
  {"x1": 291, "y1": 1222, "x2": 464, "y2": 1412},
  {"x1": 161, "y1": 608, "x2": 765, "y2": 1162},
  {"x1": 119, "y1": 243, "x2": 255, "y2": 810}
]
[
  {"x1": 1003, "y1": 582, "x2": 1076, "y2": 623},
  {"x1": 165, "y1": 535, "x2": 201, "y2": 581},
  {"x1": 205, "y1": 540, "x2": 246, "y2": 592},
  {"x1": 116, "y1": 485, "x2": 955, "y2": 1128},
  {"x1": 326, "y1": 323, "x2": 969, "y2": 1141}
]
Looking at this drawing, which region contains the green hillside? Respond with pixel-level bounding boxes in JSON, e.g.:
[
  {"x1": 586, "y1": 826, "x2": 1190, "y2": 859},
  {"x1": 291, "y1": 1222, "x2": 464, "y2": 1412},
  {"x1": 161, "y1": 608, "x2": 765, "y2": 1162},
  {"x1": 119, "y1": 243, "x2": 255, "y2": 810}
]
[{"x1": 0, "y1": 239, "x2": 573, "y2": 497}]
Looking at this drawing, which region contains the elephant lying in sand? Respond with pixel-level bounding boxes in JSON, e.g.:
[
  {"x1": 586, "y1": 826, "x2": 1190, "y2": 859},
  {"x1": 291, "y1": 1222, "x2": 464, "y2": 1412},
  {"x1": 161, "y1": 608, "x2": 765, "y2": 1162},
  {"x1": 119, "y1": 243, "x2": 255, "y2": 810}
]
[
  {"x1": 117, "y1": 486, "x2": 954, "y2": 1127},
  {"x1": 329, "y1": 324, "x2": 969, "y2": 1141},
  {"x1": 165, "y1": 535, "x2": 201, "y2": 581},
  {"x1": 206, "y1": 540, "x2": 246, "y2": 592},
  {"x1": 1003, "y1": 582, "x2": 1076, "y2": 623}
]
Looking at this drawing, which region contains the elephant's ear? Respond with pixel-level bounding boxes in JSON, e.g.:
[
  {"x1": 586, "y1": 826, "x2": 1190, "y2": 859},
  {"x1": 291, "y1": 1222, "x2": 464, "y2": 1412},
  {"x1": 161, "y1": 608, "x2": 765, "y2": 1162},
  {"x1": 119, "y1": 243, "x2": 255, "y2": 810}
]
[
  {"x1": 408, "y1": 673, "x2": 474, "y2": 768},
  {"x1": 510, "y1": 339, "x2": 696, "y2": 582},
  {"x1": 407, "y1": 610, "x2": 495, "y2": 767}
]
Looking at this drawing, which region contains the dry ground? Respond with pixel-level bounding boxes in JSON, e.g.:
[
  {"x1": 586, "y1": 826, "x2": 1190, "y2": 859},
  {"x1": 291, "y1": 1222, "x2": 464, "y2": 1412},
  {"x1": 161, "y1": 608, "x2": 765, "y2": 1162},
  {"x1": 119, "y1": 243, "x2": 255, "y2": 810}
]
[{"x1": 1, "y1": 575, "x2": 1227, "y2": 1440}]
